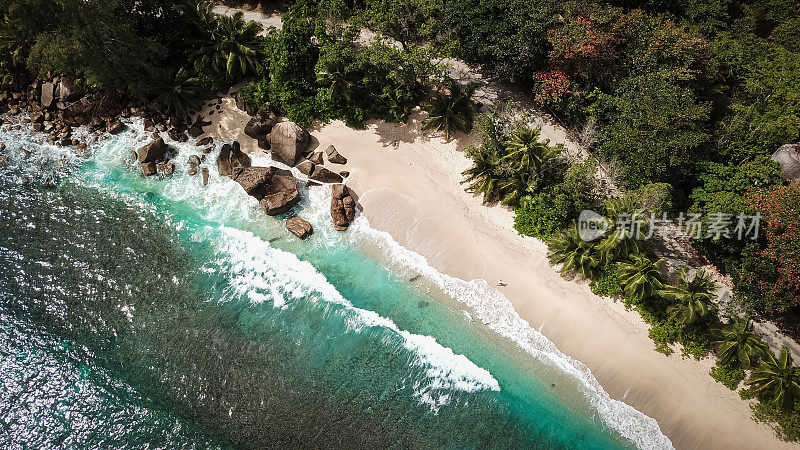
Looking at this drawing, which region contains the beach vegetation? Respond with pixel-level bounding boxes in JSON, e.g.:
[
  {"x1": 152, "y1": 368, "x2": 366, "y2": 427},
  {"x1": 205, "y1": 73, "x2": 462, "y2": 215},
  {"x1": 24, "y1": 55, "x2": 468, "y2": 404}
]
[
  {"x1": 547, "y1": 225, "x2": 602, "y2": 280},
  {"x1": 148, "y1": 67, "x2": 202, "y2": 123},
  {"x1": 422, "y1": 82, "x2": 476, "y2": 141},
  {"x1": 617, "y1": 255, "x2": 666, "y2": 302},
  {"x1": 710, "y1": 362, "x2": 746, "y2": 390},
  {"x1": 659, "y1": 268, "x2": 718, "y2": 326},
  {"x1": 711, "y1": 316, "x2": 768, "y2": 369},
  {"x1": 191, "y1": 11, "x2": 264, "y2": 82},
  {"x1": 748, "y1": 347, "x2": 800, "y2": 408}
]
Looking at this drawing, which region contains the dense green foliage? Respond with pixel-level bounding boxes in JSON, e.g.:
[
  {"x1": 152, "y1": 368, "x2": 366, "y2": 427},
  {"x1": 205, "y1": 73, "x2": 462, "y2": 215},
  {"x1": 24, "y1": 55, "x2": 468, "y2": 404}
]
[{"x1": 710, "y1": 363, "x2": 746, "y2": 390}]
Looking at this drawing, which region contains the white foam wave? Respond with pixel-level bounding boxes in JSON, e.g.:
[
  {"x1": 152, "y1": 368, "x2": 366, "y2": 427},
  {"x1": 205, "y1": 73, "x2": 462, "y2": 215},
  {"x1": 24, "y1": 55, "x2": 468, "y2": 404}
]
[
  {"x1": 204, "y1": 225, "x2": 500, "y2": 411},
  {"x1": 83, "y1": 120, "x2": 500, "y2": 411},
  {"x1": 296, "y1": 190, "x2": 675, "y2": 449}
]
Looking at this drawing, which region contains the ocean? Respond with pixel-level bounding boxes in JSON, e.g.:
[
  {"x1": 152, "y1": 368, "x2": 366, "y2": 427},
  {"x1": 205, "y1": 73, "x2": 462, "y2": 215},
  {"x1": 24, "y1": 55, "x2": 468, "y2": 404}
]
[{"x1": 0, "y1": 119, "x2": 672, "y2": 449}]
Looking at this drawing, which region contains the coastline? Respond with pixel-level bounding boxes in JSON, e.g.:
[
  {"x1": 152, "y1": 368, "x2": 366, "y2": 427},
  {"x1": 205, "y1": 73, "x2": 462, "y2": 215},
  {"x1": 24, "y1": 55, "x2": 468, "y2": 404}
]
[
  {"x1": 203, "y1": 96, "x2": 790, "y2": 449},
  {"x1": 312, "y1": 115, "x2": 789, "y2": 449}
]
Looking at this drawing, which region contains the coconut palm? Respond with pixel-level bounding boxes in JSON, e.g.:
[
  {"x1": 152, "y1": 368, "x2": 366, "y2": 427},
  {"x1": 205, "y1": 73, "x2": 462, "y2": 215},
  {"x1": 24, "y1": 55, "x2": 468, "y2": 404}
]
[
  {"x1": 193, "y1": 11, "x2": 262, "y2": 81},
  {"x1": 596, "y1": 197, "x2": 646, "y2": 262},
  {"x1": 423, "y1": 83, "x2": 476, "y2": 141},
  {"x1": 547, "y1": 225, "x2": 601, "y2": 280},
  {"x1": 617, "y1": 254, "x2": 665, "y2": 301},
  {"x1": 316, "y1": 66, "x2": 362, "y2": 104},
  {"x1": 711, "y1": 316, "x2": 767, "y2": 368},
  {"x1": 748, "y1": 347, "x2": 800, "y2": 408},
  {"x1": 462, "y1": 146, "x2": 503, "y2": 203},
  {"x1": 0, "y1": 14, "x2": 32, "y2": 83},
  {"x1": 659, "y1": 268, "x2": 718, "y2": 326},
  {"x1": 503, "y1": 127, "x2": 559, "y2": 174},
  {"x1": 150, "y1": 67, "x2": 202, "y2": 122}
]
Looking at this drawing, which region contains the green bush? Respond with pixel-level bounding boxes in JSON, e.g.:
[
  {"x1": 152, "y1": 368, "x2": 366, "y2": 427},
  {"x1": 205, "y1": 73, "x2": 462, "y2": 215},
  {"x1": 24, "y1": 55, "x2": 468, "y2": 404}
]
[
  {"x1": 751, "y1": 400, "x2": 800, "y2": 442},
  {"x1": 514, "y1": 193, "x2": 570, "y2": 239},
  {"x1": 710, "y1": 362, "x2": 746, "y2": 390},
  {"x1": 590, "y1": 264, "x2": 622, "y2": 298},
  {"x1": 238, "y1": 77, "x2": 270, "y2": 112}
]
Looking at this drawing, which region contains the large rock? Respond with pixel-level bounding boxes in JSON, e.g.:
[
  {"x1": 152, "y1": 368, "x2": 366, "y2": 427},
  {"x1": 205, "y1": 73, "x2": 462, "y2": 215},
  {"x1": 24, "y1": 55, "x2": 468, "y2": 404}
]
[
  {"x1": 202, "y1": 167, "x2": 210, "y2": 185},
  {"x1": 140, "y1": 161, "x2": 158, "y2": 177},
  {"x1": 244, "y1": 113, "x2": 276, "y2": 140},
  {"x1": 269, "y1": 122, "x2": 309, "y2": 166},
  {"x1": 41, "y1": 82, "x2": 56, "y2": 109},
  {"x1": 107, "y1": 121, "x2": 126, "y2": 134},
  {"x1": 310, "y1": 166, "x2": 343, "y2": 184},
  {"x1": 297, "y1": 161, "x2": 315, "y2": 176},
  {"x1": 217, "y1": 143, "x2": 233, "y2": 177},
  {"x1": 325, "y1": 145, "x2": 347, "y2": 164},
  {"x1": 308, "y1": 151, "x2": 324, "y2": 165},
  {"x1": 234, "y1": 166, "x2": 271, "y2": 199},
  {"x1": 187, "y1": 126, "x2": 204, "y2": 138},
  {"x1": 137, "y1": 137, "x2": 167, "y2": 163},
  {"x1": 196, "y1": 136, "x2": 213, "y2": 147},
  {"x1": 772, "y1": 144, "x2": 800, "y2": 179},
  {"x1": 232, "y1": 166, "x2": 301, "y2": 215},
  {"x1": 231, "y1": 141, "x2": 251, "y2": 170},
  {"x1": 286, "y1": 216, "x2": 313, "y2": 239},
  {"x1": 330, "y1": 184, "x2": 355, "y2": 231},
  {"x1": 56, "y1": 78, "x2": 83, "y2": 102}
]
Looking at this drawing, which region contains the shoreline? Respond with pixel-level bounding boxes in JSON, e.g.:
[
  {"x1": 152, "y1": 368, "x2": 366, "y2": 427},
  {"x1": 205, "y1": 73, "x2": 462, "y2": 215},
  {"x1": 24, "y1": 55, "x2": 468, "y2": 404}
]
[
  {"x1": 244, "y1": 109, "x2": 787, "y2": 449},
  {"x1": 199, "y1": 91, "x2": 787, "y2": 447}
]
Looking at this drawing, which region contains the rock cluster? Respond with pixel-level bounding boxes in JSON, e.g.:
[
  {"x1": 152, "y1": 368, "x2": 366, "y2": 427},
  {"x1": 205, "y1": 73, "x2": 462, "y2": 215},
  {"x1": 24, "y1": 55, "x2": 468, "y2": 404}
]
[
  {"x1": 232, "y1": 166, "x2": 301, "y2": 216},
  {"x1": 330, "y1": 184, "x2": 356, "y2": 231}
]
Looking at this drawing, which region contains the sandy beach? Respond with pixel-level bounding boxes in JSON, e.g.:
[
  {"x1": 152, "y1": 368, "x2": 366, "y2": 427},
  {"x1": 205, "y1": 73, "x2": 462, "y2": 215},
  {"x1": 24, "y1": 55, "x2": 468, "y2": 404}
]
[{"x1": 201, "y1": 93, "x2": 790, "y2": 449}]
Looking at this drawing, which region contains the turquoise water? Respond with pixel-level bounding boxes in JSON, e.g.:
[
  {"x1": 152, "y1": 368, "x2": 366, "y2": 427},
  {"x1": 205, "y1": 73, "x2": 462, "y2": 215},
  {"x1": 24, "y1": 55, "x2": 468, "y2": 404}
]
[{"x1": 0, "y1": 120, "x2": 671, "y2": 448}]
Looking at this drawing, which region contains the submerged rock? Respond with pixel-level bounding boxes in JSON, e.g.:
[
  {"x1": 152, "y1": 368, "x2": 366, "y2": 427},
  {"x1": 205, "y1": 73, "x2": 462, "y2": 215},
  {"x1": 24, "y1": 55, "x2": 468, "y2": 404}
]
[
  {"x1": 137, "y1": 137, "x2": 167, "y2": 163},
  {"x1": 140, "y1": 161, "x2": 157, "y2": 177},
  {"x1": 107, "y1": 121, "x2": 125, "y2": 134},
  {"x1": 157, "y1": 160, "x2": 175, "y2": 176},
  {"x1": 286, "y1": 216, "x2": 313, "y2": 239}
]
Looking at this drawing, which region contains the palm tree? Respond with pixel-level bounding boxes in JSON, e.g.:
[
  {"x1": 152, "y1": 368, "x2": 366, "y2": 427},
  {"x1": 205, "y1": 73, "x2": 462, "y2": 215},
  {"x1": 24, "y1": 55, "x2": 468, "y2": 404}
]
[
  {"x1": 748, "y1": 347, "x2": 800, "y2": 408},
  {"x1": 711, "y1": 316, "x2": 767, "y2": 368},
  {"x1": 617, "y1": 254, "x2": 665, "y2": 301},
  {"x1": 462, "y1": 146, "x2": 503, "y2": 203},
  {"x1": 0, "y1": 14, "x2": 32, "y2": 83},
  {"x1": 659, "y1": 268, "x2": 718, "y2": 326},
  {"x1": 193, "y1": 11, "x2": 263, "y2": 81},
  {"x1": 547, "y1": 225, "x2": 601, "y2": 280},
  {"x1": 423, "y1": 83, "x2": 476, "y2": 141},
  {"x1": 503, "y1": 127, "x2": 558, "y2": 175},
  {"x1": 150, "y1": 67, "x2": 202, "y2": 122},
  {"x1": 316, "y1": 66, "x2": 362, "y2": 104},
  {"x1": 596, "y1": 197, "x2": 646, "y2": 262}
]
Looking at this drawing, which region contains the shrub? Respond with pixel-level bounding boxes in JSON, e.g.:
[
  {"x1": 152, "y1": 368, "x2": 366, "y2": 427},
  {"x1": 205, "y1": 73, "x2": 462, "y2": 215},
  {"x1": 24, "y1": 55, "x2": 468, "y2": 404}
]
[
  {"x1": 590, "y1": 263, "x2": 622, "y2": 298},
  {"x1": 710, "y1": 362, "x2": 746, "y2": 390}
]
